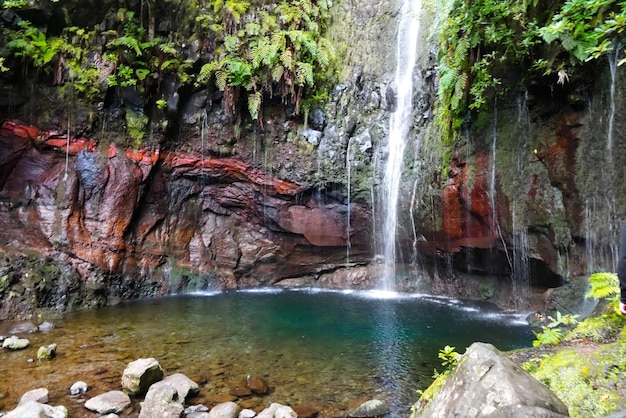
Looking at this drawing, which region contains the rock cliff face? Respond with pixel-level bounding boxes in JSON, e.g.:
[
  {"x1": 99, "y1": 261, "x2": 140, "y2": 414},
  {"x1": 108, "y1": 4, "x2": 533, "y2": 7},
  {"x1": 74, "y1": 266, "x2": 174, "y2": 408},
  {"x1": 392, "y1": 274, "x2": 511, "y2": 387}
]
[{"x1": 1, "y1": 1, "x2": 625, "y2": 319}]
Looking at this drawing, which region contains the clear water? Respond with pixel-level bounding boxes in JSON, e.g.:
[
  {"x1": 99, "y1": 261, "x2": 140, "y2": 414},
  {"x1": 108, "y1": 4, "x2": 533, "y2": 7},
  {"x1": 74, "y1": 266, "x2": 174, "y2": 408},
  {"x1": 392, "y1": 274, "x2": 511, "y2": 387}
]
[{"x1": 0, "y1": 289, "x2": 533, "y2": 417}]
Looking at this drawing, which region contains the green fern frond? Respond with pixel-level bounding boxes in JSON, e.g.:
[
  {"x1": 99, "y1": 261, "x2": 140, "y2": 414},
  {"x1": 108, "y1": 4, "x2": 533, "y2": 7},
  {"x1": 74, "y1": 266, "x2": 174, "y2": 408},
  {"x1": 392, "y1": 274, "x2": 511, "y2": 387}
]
[
  {"x1": 216, "y1": 70, "x2": 228, "y2": 90},
  {"x1": 586, "y1": 272, "x2": 619, "y2": 300},
  {"x1": 248, "y1": 90, "x2": 262, "y2": 120}
]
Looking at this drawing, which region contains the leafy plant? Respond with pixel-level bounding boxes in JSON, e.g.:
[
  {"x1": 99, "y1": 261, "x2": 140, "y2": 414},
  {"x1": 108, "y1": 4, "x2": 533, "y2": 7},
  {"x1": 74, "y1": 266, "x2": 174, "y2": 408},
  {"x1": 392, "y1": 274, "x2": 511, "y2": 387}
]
[
  {"x1": 533, "y1": 311, "x2": 579, "y2": 346},
  {"x1": 438, "y1": 344, "x2": 461, "y2": 372},
  {"x1": 586, "y1": 272, "x2": 620, "y2": 311},
  {"x1": 196, "y1": 0, "x2": 335, "y2": 123}
]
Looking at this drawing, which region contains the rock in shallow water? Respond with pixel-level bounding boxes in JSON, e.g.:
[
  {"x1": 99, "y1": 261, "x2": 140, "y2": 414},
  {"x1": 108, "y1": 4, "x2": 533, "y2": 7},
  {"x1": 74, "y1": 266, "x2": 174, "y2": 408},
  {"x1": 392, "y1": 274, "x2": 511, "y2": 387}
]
[
  {"x1": 19, "y1": 388, "x2": 49, "y2": 405},
  {"x1": 3, "y1": 400, "x2": 67, "y2": 418},
  {"x1": 121, "y1": 357, "x2": 163, "y2": 396},
  {"x1": 207, "y1": 401, "x2": 240, "y2": 418},
  {"x1": 348, "y1": 399, "x2": 389, "y2": 417},
  {"x1": 84, "y1": 390, "x2": 131, "y2": 414},
  {"x1": 37, "y1": 343, "x2": 57, "y2": 360},
  {"x1": 2, "y1": 335, "x2": 30, "y2": 350},
  {"x1": 69, "y1": 381, "x2": 88, "y2": 395},
  {"x1": 138, "y1": 382, "x2": 184, "y2": 418}
]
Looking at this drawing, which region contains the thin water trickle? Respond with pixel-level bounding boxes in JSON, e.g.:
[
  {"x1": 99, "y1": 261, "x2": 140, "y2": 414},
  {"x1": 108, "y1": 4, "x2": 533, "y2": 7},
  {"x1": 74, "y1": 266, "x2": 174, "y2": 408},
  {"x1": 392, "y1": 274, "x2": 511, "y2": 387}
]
[
  {"x1": 345, "y1": 137, "x2": 355, "y2": 266},
  {"x1": 607, "y1": 41, "x2": 620, "y2": 151},
  {"x1": 381, "y1": 0, "x2": 422, "y2": 290}
]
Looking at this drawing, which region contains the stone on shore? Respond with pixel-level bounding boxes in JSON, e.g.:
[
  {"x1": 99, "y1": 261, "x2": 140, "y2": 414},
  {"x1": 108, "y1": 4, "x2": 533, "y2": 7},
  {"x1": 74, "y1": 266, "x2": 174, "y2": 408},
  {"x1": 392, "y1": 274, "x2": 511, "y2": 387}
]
[
  {"x1": 138, "y1": 383, "x2": 184, "y2": 418},
  {"x1": 256, "y1": 402, "x2": 297, "y2": 418},
  {"x1": 207, "y1": 401, "x2": 241, "y2": 418},
  {"x1": 411, "y1": 342, "x2": 570, "y2": 418},
  {"x1": 238, "y1": 408, "x2": 257, "y2": 418},
  {"x1": 3, "y1": 400, "x2": 68, "y2": 418},
  {"x1": 19, "y1": 388, "x2": 49, "y2": 405},
  {"x1": 84, "y1": 390, "x2": 131, "y2": 414},
  {"x1": 121, "y1": 357, "x2": 163, "y2": 396},
  {"x1": 348, "y1": 399, "x2": 389, "y2": 417},
  {"x1": 152, "y1": 372, "x2": 199, "y2": 401},
  {"x1": 2, "y1": 335, "x2": 30, "y2": 350}
]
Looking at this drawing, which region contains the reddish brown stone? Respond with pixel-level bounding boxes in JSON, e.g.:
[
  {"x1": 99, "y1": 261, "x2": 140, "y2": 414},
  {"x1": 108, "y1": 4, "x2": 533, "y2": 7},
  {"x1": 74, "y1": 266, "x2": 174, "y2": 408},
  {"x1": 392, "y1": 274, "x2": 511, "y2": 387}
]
[
  {"x1": 246, "y1": 374, "x2": 269, "y2": 395},
  {"x1": 292, "y1": 405, "x2": 321, "y2": 418}
]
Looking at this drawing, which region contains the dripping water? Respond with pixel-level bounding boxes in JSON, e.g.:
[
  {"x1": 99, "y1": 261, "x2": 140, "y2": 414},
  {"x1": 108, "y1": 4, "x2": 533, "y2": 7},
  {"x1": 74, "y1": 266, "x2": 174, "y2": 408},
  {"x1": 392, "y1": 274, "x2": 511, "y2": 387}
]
[{"x1": 380, "y1": 0, "x2": 422, "y2": 291}]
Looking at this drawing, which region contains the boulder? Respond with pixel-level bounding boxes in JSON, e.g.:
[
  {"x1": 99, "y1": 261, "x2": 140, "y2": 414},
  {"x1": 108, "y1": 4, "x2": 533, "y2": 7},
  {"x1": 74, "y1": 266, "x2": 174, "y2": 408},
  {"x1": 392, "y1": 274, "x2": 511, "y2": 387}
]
[
  {"x1": 69, "y1": 381, "x2": 88, "y2": 395},
  {"x1": 138, "y1": 382, "x2": 184, "y2": 418},
  {"x1": 348, "y1": 399, "x2": 389, "y2": 417},
  {"x1": 37, "y1": 343, "x2": 57, "y2": 360},
  {"x1": 84, "y1": 390, "x2": 131, "y2": 414},
  {"x1": 3, "y1": 400, "x2": 68, "y2": 418},
  {"x1": 185, "y1": 404, "x2": 210, "y2": 418},
  {"x1": 19, "y1": 388, "x2": 49, "y2": 405},
  {"x1": 256, "y1": 403, "x2": 297, "y2": 418},
  {"x1": 152, "y1": 373, "x2": 199, "y2": 401},
  {"x1": 207, "y1": 401, "x2": 240, "y2": 418},
  {"x1": 121, "y1": 357, "x2": 164, "y2": 396},
  {"x1": 8, "y1": 321, "x2": 38, "y2": 334},
  {"x1": 411, "y1": 342, "x2": 570, "y2": 418},
  {"x1": 2, "y1": 335, "x2": 30, "y2": 350}
]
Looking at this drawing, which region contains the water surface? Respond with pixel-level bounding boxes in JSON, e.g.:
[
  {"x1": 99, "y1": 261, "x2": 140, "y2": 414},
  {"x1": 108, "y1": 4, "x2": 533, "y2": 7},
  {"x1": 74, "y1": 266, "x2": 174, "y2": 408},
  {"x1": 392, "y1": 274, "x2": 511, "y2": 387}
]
[{"x1": 0, "y1": 289, "x2": 533, "y2": 417}]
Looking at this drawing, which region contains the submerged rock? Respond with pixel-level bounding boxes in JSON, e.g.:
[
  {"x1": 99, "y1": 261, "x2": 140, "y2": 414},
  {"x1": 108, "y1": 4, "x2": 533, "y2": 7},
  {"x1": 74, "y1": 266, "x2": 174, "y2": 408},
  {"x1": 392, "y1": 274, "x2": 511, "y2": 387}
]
[
  {"x1": 246, "y1": 374, "x2": 269, "y2": 395},
  {"x1": 348, "y1": 399, "x2": 389, "y2": 417},
  {"x1": 84, "y1": 390, "x2": 131, "y2": 414},
  {"x1": 411, "y1": 342, "x2": 569, "y2": 418},
  {"x1": 121, "y1": 357, "x2": 164, "y2": 396}
]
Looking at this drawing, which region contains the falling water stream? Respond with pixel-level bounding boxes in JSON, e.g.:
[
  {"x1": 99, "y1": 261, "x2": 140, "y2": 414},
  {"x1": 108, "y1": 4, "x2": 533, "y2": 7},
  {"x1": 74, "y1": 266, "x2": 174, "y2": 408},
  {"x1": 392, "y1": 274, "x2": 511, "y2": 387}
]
[{"x1": 381, "y1": 0, "x2": 422, "y2": 290}]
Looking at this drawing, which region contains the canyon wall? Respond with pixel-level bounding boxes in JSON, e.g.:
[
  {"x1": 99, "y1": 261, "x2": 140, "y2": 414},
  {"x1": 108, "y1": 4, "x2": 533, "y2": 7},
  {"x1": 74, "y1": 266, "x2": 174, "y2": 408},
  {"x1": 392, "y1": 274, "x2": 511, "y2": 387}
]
[{"x1": 1, "y1": 0, "x2": 625, "y2": 319}]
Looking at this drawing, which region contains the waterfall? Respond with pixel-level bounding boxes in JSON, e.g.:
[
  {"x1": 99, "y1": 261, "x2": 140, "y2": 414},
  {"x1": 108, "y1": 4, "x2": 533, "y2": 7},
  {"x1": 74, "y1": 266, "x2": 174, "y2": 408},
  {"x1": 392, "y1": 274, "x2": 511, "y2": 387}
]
[
  {"x1": 380, "y1": 0, "x2": 422, "y2": 291},
  {"x1": 606, "y1": 41, "x2": 620, "y2": 151},
  {"x1": 346, "y1": 137, "x2": 355, "y2": 267}
]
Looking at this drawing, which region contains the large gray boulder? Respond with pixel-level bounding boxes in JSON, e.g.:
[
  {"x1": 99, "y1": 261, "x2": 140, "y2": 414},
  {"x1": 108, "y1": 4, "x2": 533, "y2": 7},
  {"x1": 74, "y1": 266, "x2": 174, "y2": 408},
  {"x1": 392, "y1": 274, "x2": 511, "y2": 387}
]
[
  {"x1": 121, "y1": 357, "x2": 164, "y2": 396},
  {"x1": 138, "y1": 382, "x2": 184, "y2": 418},
  {"x1": 156, "y1": 373, "x2": 199, "y2": 401},
  {"x1": 412, "y1": 342, "x2": 570, "y2": 418},
  {"x1": 3, "y1": 400, "x2": 68, "y2": 418}
]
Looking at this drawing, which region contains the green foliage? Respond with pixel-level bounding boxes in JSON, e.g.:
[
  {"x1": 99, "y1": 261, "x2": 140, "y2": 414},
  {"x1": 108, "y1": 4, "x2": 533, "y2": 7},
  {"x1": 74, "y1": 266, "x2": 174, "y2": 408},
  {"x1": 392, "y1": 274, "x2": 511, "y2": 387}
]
[
  {"x1": 586, "y1": 272, "x2": 621, "y2": 311},
  {"x1": 436, "y1": 0, "x2": 626, "y2": 153},
  {"x1": 196, "y1": 0, "x2": 335, "y2": 122},
  {"x1": 540, "y1": 0, "x2": 626, "y2": 63},
  {"x1": 530, "y1": 340, "x2": 626, "y2": 417},
  {"x1": 533, "y1": 311, "x2": 579, "y2": 346},
  {"x1": 438, "y1": 344, "x2": 461, "y2": 371}
]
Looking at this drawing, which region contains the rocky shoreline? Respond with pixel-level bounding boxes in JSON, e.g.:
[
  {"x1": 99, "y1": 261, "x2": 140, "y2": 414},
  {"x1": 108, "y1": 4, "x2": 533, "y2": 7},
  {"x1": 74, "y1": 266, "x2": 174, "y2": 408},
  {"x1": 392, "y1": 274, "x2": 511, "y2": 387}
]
[{"x1": 0, "y1": 319, "x2": 394, "y2": 418}]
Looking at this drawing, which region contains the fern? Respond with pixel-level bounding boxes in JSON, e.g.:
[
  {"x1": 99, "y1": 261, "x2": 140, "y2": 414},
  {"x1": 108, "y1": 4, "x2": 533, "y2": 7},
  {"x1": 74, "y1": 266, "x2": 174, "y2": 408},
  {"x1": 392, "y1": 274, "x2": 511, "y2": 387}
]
[
  {"x1": 248, "y1": 90, "x2": 262, "y2": 120},
  {"x1": 586, "y1": 272, "x2": 620, "y2": 302}
]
